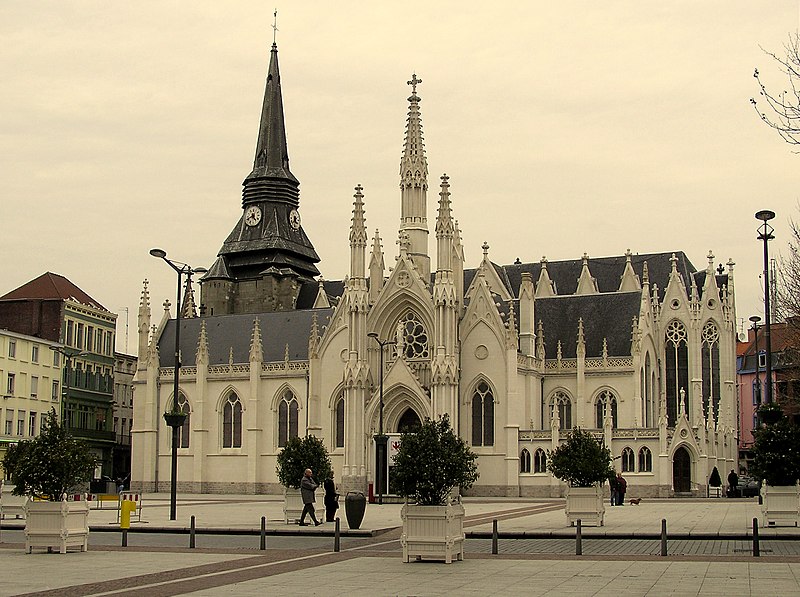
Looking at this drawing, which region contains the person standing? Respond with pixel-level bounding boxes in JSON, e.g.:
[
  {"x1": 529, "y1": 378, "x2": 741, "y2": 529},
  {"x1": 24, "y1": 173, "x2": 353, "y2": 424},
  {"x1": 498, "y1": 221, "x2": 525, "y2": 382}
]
[
  {"x1": 323, "y1": 472, "x2": 339, "y2": 522},
  {"x1": 299, "y1": 468, "x2": 322, "y2": 526},
  {"x1": 728, "y1": 469, "x2": 739, "y2": 498},
  {"x1": 616, "y1": 472, "x2": 627, "y2": 505},
  {"x1": 609, "y1": 472, "x2": 618, "y2": 506}
]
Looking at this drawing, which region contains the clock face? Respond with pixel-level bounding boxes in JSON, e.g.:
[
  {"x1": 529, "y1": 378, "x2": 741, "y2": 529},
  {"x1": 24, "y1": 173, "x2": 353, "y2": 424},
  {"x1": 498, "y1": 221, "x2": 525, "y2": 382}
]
[
  {"x1": 244, "y1": 205, "x2": 262, "y2": 227},
  {"x1": 289, "y1": 209, "x2": 301, "y2": 230}
]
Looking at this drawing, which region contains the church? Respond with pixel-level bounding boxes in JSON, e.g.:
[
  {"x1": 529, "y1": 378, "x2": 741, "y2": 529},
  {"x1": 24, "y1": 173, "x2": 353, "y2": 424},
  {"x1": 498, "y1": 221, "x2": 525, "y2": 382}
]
[{"x1": 131, "y1": 41, "x2": 738, "y2": 498}]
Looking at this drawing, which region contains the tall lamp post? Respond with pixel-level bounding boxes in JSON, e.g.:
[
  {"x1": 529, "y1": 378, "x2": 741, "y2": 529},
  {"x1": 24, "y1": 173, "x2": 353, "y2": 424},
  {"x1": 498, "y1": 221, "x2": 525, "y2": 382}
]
[
  {"x1": 49, "y1": 346, "x2": 87, "y2": 426},
  {"x1": 755, "y1": 210, "x2": 775, "y2": 406},
  {"x1": 150, "y1": 248, "x2": 207, "y2": 520},
  {"x1": 749, "y1": 315, "x2": 762, "y2": 407},
  {"x1": 367, "y1": 332, "x2": 396, "y2": 505}
]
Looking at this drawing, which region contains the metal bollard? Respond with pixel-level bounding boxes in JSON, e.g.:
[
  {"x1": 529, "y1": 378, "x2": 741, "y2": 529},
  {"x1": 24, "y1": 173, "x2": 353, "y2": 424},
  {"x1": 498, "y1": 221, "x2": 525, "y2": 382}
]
[
  {"x1": 753, "y1": 518, "x2": 760, "y2": 557},
  {"x1": 576, "y1": 519, "x2": 582, "y2": 555},
  {"x1": 122, "y1": 529, "x2": 128, "y2": 548},
  {"x1": 492, "y1": 519, "x2": 498, "y2": 555},
  {"x1": 190, "y1": 515, "x2": 196, "y2": 549},
  {"x1": 260, "y1": 516, "x2": 266, "y2": 550},
  {"x1": 660, "y1": 519, "x2": 667, "y2": 556},
  {"x1": 334, "y1": 517, "x2": 341, "y2": 552}
]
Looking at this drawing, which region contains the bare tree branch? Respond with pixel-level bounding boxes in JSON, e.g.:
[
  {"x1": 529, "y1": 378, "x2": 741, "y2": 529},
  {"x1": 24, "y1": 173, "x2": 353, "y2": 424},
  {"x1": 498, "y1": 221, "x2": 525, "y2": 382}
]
[{"x1": 751, "y1": 33, "x2": 800, "y2": 148}]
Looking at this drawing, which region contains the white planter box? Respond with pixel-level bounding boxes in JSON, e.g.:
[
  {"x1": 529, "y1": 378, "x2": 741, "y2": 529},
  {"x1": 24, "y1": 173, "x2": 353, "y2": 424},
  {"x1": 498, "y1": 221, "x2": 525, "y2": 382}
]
[
  {"x1": 1, "y1": 484, "x2": 28, "y2": 519},
  {"x1": 762, "y1": 483, "x2": 800, "y2": 527},
  {"x1": 283, "y1": 488, "x2": 304, "y2": 524},
  {"x1": 565, "y1": 485, "x2": 605, "y2": 527},
  {"x1": 25, "y1": 499, "x2": 90, "y2": 554},
  {"x1": 401, "y1": 502, "x2": 465, "y2": 564}
]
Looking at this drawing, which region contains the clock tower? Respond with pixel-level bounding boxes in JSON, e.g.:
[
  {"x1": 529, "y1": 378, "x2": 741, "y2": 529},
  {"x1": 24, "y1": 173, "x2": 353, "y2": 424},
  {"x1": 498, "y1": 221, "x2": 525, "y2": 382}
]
[{"x1": 201, "y1": 42, "x2": 320, "y2": 315}]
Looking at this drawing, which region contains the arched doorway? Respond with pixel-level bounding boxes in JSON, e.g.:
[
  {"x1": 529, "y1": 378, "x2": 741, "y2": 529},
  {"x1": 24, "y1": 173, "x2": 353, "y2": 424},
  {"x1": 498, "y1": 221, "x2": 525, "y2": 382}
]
[
  {"x1": 397, "y1": 408, "x2": 421, "y2": 433},
  {"x1": 673, "y1": 446, "x2": 691, "y2": 493}
]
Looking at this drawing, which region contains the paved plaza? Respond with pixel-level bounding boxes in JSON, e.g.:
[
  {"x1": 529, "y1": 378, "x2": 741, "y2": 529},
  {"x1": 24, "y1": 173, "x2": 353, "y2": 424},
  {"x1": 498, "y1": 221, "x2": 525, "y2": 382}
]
[{"x1": 2, "y1": 494, "x2": 800, "y2": 596}]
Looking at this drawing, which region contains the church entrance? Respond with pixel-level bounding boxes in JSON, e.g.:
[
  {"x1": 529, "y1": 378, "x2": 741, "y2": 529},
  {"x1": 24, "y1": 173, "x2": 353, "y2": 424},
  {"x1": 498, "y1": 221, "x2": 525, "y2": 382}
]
[
  {"x1": 672, "y1": 447, "x2": 691, "y2": 493},
  {"x1": 386, "y1": 408, "x2": 422, "y2": 497},
  {"x1": 396, "y1": 408, "x2": 421, "y2": 433}
]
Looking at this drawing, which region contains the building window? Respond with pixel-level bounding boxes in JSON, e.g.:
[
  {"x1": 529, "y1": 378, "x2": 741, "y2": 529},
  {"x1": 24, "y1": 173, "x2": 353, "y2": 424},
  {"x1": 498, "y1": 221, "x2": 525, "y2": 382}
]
[
  {"x1": 471, "y1": 380, "x2": 494, "y2": 446},
  {"x1": 638, "y1": 446, "x2": 652, "y2": 472},
  {"x1": 86, "y1": 327, "x2": 94, "y2": 354},
  {"x1": 104, "y1": 331, "x2": 113, "y2": 356},
  {"x1": 30, "y1": 376, "x2": 38, "y2": 399},
  {"x1": 334, "y1": 394, "x2": 345, "y2": 448},
  {"x1": 395, "y1": 310, "x2": 429, "y2": 360},
  {"x1": 173, "y1": 394, "x2": 190, "y2": 448},
  {"x1": 52, "y1": 380, "x2": 59, "y2": 401},
  {"x1": 31, "y1": 345, "x2": 39, "y2": 363},
  {"x1": 7, "y1": 373, "x2": 15, "y2": 395},
  {"x1": 595, "y1": 390, "x2": 618, "y2": 428},
  {"x1": 534, "y1": 448, "x2": 547, "y2": 473},
  {"x1": 17, "y1": 411, "x2": 25, "y2": 436},
  {"x1": 66, "y1": 321, "x2": 74, "y2": 346},
  {"x1": 621, "y1": 446, "x2": 635, "y2": 472},
  {"x1": 76, "y1": 323, "x2": 84, "y2": 349},
  {"x1": 665, "y1": 320, "x2": 689, "y2": 426},
  {"x1": 520, "y1": 448, "x2": 531, "y2": 473},
  {"x1": 758, "y1": 351, "x2": 767, "y2": 368},
  {"x1": 277, "y1": 390, "x2": 299, "y2": 447},
  {"x1": 222, "y1": 393, "x2": 242, "y2": 448},
  {"x1": 547, "y1": 390, "x2": 573, "y2": 430},
  {"x1": 28, "y1": 412, "x2": 37, "y2": 437},
  {"x1": 8, "y1": 340, "x2": 15, "y2": 359}
]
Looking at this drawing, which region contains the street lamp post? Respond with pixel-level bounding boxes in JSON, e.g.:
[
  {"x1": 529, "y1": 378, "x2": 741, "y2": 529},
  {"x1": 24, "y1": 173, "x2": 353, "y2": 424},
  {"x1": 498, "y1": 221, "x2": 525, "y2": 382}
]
[
  {"x1": 750, "y1": 315, "x2": 762, "y2": 407},
  {"x1": 755, "y1": 210, "x2": 775, "y2": 405},
  {"x1": 49, "y1": 346, "x2": 87, "y2": 426},
  {"x1": 367, "y1": 332, "x2": 396, "y2": 505},
  {"x1": 150, "y1": 248, "x2": 207, "y2": 521}
]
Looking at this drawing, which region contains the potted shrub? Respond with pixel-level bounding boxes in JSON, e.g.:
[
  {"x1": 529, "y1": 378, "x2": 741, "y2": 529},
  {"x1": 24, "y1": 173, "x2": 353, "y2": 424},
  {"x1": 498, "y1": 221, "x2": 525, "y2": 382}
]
[
  {"x1": 392, "y1": 414, "x2": 478, "y2": 563},
  {"x1": 548, "y1": 427, "x2": 613, "y2": 527},
  {"x1": 750, "y1": 413, "x2": 800, "y2": 526},
  {"x1": 276, "y1": 435, "x2": 332, "y2": 524},
  {"x1": 708, "y1": 466, "x2": 722, "y2": 498},
  {"x1": 1, "y1": 409, "x2": 95, "y2": 553}
]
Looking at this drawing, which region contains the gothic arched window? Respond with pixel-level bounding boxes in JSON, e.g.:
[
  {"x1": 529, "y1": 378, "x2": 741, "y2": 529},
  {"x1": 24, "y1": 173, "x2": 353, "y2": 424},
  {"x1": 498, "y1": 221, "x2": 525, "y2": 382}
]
[
  {"x1": 594, "y1": 390, "x2": 618, "y2": 429},
  {"x1": 665, "y1": 320, "x2": 689, "y2": 426},
  {"x1": 334, "y1": 394, "x2": 345, "y2": 449},
  {"x1": 548, "y1": 391, "x2": 573, "y2": 430},
  {"x1": 174, "y1": 393, "x2": 190, "y2": 449},
  {"x1": 222, "y1": 392, "x2": 242, "y2": 448},
  {"x1": 520, "y1": 448, "x2": 531, "y2": 473},
  {"x1": 471, "y1": 381, "x2": 494, "y2": 446},
  {"x1": 534, "y1": 448, "x2": 547, "y2": 473},
  {"x1": 638, "y1": 446, "x2": 653, "y2": 472},
  {"x1": 701, "y1": 321, "x2": 721, "y2": 423},
  {"x1": 395, "y1": 310, "x2": 429, "y2": 360},
  {"x1": 621, "y1": 446, "x2": 635, "y2": 472},
  {"x1": 278, "y1": 390, "x2": 299, "y2": 448}
]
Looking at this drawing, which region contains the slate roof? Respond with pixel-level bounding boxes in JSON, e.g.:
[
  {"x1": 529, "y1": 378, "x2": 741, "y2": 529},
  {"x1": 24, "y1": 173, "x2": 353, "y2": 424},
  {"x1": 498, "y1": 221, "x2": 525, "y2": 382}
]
[
  {"x1": 158, "y1": 308, "x2": 334, "y2": 367},
  {"x1": 0, "y1": 272, "x2": 106, "y2": 311}
]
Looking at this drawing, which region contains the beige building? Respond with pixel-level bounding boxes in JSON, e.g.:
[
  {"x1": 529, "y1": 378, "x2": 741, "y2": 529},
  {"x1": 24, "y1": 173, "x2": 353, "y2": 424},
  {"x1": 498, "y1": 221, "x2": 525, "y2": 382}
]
[
  {"x1": 132, "y1": 43, "x2": 738, "y2": 498},
  {"x1": 0, "y1": 329, "x2": 62, "y2": 474}
]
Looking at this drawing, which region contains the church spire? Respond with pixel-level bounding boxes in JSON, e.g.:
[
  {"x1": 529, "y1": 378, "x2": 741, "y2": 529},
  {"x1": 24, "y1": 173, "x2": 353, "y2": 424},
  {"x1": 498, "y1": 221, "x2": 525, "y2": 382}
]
[
  {"x1": 243, "y1": 41, "x2": 299, "y2": 206},
  {"x1": 399, "y1": 73, "x2": 430, "y2": 283}
]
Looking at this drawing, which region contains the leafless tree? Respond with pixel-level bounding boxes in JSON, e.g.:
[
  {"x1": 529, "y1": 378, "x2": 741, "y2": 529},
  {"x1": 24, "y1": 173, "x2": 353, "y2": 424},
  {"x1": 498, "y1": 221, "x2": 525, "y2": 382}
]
[{"x1": 752, "y1": 33, "x2": 800, "y2": 146}]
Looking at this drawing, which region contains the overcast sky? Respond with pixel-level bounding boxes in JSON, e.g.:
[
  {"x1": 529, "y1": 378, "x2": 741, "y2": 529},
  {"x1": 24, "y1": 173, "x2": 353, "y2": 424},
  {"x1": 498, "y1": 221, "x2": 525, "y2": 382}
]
[{"x1": 2, "y1": 2, "x2": 799, "y2": 354}]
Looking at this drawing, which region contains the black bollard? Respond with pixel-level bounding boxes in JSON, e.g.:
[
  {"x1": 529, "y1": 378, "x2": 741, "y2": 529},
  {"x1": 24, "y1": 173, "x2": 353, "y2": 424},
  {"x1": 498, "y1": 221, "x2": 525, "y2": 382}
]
[
  {"x1": 190, "y1": 515, "x2": 196, "y2": 549},
  {"x1": 576, "y1": 519, "x2": 582, "y2": 556},
  {"x1": 260, "y1": 516, "x2": 266, "y2": 551},
  {"x1": 660, "y1": 519, "x2": 667, "y2": 556},
  {"x1": 122, "y1": 529, "x2": 128, "y2": 548},
  {"x1": 492, "y1": 519, "x2": 498, "y2": 555},
  {"x1": 753, "y1": 517, "x2": 760, "y2": 557},
  {"x1": 334, "y1": 517, "x2": 341, "y2": 552}
]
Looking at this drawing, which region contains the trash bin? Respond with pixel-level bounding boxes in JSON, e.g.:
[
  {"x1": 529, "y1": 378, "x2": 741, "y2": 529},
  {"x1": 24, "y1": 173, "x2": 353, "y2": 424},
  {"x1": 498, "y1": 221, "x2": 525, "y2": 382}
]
[{"x1": 345, "y1": 491, "x2": 367, "y2": 529}]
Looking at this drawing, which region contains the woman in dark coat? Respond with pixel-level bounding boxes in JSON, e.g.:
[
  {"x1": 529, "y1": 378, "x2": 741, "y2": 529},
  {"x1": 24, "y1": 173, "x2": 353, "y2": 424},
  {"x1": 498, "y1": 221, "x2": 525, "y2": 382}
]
[{"x1": 323, "y1": 472, "x2": 339, "y2": 522}]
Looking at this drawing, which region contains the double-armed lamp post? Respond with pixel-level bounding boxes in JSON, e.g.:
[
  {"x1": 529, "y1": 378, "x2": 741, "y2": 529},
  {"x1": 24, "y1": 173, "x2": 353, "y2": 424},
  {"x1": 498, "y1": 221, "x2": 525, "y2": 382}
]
[
  {"x1": 367, "y1": 332, "x2": 395, "y2": 505},
  {"x1": 150, "y1": 248, "x2": 207, "y2": 520}
]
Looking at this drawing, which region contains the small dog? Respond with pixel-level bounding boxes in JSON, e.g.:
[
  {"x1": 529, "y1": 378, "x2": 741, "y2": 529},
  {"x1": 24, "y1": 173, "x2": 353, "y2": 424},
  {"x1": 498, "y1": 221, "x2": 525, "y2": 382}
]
[{"x1": 629, "y1": 497, "x2": 642, "y2": 505}]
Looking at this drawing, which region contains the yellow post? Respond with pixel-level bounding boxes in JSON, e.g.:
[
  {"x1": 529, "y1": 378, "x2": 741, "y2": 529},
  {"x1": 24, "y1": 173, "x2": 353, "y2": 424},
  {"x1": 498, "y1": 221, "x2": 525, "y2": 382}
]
[{"x1": 120, "y1": 500, "x2": 136, "y2": 529}]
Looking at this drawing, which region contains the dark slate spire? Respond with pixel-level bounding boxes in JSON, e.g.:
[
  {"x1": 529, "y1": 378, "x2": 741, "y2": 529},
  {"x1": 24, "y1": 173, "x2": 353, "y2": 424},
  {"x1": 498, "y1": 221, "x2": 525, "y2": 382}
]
[{"x1": 242, "y1": 43, "x2": 300, "y2": 207}]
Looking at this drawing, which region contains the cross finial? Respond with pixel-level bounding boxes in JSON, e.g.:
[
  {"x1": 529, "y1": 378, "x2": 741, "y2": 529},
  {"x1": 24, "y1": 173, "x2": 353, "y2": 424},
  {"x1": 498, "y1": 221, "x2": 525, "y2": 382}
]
[
  {"x1": 272, "y1": 9, "x2": 278, "y2": 44},
  {"x1": 407, "y1": 73, "x2": 422, "y2": 94}
]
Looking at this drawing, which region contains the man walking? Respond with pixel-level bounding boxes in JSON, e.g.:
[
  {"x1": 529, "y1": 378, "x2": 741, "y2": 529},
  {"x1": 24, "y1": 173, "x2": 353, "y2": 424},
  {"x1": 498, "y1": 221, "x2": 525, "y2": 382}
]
[{"x1": 299, "y1": 468, "x2": 322, "y2": 526}]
